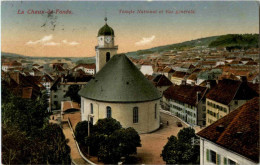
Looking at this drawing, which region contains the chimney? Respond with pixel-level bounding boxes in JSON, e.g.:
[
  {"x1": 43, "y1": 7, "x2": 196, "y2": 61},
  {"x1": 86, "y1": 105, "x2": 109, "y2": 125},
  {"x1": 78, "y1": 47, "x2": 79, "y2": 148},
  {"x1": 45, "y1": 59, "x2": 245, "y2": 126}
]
[
  {"x1": 206, "y1": 81, "x2": 211, "y2": 89},
  {"x1": 196, "y1": 91, "x2": 201, "y2": 103},
  {"x1": 216, "y1": 125, "x2": 225, "y2": 132},
  {"x1": 240, "y1": 76, "x2": 247, "y2": 82},
  {"x1": 181, "y1": 80, "x2": 186, "y2": 85}
]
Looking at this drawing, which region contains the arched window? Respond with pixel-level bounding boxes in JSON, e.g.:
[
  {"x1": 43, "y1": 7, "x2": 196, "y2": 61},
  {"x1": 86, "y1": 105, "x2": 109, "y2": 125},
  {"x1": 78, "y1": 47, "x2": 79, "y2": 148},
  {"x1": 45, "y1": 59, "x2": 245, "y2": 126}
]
[
  {"x1": 90, "y1": 103, "x2": 93, "y2": 114},
  {"x1": 133, "y1": 107, "x2": 138, "y2": 123},
  {"x1": 106, "y1": 52, "x2": 110, "y2": 62},
  {"x1": 155, "y1": 103, "x2": 157, "y2": 119},
  {"x1": 106, "y1": 106, "x2": 111, "y2": 118}
]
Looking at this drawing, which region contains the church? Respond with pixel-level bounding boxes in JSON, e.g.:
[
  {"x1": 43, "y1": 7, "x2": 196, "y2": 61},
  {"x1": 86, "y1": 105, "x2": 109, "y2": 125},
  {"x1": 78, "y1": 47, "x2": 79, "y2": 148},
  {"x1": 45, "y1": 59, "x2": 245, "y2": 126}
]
[{"x1": 79, "y1": 18, "x2": 161, "y2": 133}]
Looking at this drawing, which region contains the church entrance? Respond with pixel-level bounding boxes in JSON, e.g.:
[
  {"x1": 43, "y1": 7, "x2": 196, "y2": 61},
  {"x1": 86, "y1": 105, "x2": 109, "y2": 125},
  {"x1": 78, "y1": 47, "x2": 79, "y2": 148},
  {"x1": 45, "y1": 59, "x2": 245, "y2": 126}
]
[{"x1": 106, "y1": 52, "x2": 110, "y2": 62}]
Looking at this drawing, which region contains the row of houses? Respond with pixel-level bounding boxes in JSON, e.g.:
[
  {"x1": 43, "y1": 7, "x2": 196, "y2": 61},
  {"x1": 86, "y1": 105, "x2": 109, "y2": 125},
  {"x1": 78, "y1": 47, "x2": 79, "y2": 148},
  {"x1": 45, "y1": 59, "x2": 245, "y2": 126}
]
[{"x1": 144, "y1": 71, "x2": 259, "y2": 128}]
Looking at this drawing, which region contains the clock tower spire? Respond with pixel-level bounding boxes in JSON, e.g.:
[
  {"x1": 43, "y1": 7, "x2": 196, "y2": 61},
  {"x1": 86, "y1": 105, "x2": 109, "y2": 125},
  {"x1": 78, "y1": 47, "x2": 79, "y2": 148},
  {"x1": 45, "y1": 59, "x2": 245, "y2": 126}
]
[{"x1": 95, "y1": 17, "x2": 118, "y2": 72}]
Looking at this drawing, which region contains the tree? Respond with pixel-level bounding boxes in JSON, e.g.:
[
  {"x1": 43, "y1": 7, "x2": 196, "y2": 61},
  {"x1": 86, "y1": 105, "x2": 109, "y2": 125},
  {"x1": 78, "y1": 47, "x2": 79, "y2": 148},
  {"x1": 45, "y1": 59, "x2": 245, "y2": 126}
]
[
  {"x1": 2, "y1": 124, "x2": 31, "y2": 164},
  {"x1": 2, "y1": 88, "x2": 71, "y2": 164},
  {"x1": 161, "y1": 127, "x2": 200, "y2": 164},
  {"x1": 94, "y1": 118, "x2": 122, "y2": 135},
  {"x1": 2, "y1": 89, "x2": 50, "y2": 135},
  {"x1": 40, "y1": 123, "x2": 71, "y2": 164},
  {"x1": 177, "y1": 127, "x2": 196, "y2": 143},
  {"x1": 84, "y1": 118, "x2": 141, "y2": 164},
  {"x1": 75, "y1": 121, "x2": 93, "y2": 145},
  {"x1": 64, "y1": 85, "x2": 81, "y2": 103}
]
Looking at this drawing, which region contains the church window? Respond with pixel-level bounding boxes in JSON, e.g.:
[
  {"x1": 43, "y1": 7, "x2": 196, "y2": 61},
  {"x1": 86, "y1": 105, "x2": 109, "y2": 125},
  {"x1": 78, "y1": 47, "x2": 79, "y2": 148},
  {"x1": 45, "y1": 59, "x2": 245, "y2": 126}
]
[
  {"x1": 106, "y1": 106, "x2": 111, "y2": 118},
  {"x1": 155, "y1": 104, "x2": 157, "y2": 119},
  {"x1": 90, "y1": 103, "x2": 93, "y2": 114},
  {"x1": 133, "y1": 107, "x2": 138, "y2": 123},
  {"x1": 106, "y1": 52, "x2": 110, "y2": 62}
]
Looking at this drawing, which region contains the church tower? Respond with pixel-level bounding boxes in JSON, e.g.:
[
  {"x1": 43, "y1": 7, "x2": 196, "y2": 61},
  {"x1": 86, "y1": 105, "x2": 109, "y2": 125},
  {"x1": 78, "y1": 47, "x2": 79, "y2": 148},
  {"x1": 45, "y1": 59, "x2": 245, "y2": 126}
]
[{"x1": 96, "y1": 17, "x2": 118, "y2": 72}]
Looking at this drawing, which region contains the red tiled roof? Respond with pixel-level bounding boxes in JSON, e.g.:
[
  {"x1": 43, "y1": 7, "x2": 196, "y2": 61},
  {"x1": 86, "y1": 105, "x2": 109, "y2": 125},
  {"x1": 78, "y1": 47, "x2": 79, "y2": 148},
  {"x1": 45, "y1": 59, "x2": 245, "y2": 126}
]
[
  {"x1": 163, "y1": 67, "x2": 174, "y2": 73},
  {"x1": 153, "y1": 74, "x2": 172, "y2": 87},
  {"x1": 197, "y1": 97, "x2": 259, "y2": 163},
  {"x1": 171, "y1": 71, "x2": 188, "y2": 78},
  {"x1": 245, "y1": 61, "x2": 258, "y2": 65},
  {"x1": 72, "y1": 63, "x2": 96, "y2": 70},
  {"x1": 163, "y1": 84, "x2": 207, "y2": 106},
  {"x1": 2, "y1": 61, "x2": 22, "y2": 67},
  {"x1": 206, "y1": 79, "x2": 258, "y2": 105}
]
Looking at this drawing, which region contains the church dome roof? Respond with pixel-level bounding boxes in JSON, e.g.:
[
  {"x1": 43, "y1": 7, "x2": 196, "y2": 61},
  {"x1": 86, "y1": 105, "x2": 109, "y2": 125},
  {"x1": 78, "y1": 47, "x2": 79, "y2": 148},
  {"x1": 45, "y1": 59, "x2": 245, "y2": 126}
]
[
  {"x1": 98, "y1": 23, "x2": 114, "y2": 36},
  {"x1": 79, "y1": 54, "x2": 161, "y2": 103}
]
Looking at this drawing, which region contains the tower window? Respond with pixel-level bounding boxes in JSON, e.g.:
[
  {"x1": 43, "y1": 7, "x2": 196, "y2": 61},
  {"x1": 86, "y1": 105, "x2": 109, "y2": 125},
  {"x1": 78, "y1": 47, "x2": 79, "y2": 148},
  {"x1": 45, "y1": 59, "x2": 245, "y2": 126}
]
[
  {"x1": 106, "y1": 106, "x2": 111, "y2": 118},
  {"x1": 106, "y1": 52, "x2": 110, "y2": 62},
  {"x1": 90, "y1": 103, "x2": 93, "y2": 114},
  {"x1": 133, "y1": 107, "x2": 138, "y2": 123}
]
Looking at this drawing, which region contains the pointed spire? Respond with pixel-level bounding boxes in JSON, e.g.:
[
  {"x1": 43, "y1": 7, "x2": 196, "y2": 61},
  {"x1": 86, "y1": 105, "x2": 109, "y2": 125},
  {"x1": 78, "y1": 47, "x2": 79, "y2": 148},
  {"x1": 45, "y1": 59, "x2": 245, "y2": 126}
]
[{"x1": 104, "y1": 17, "x2": 107, "y2": 23}]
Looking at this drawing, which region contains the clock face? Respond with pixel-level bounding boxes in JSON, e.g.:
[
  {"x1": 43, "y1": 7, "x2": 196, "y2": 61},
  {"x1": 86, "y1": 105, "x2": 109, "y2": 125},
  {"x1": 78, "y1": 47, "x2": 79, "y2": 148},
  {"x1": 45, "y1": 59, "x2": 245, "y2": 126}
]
[{"x1": 105, "y1": 36, "x2": 111, "y2": 43}]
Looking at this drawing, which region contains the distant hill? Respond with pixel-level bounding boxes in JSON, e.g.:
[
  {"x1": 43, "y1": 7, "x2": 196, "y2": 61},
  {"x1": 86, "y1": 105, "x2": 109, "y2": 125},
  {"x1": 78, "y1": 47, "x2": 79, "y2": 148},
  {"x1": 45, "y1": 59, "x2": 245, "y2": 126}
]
[
  {"x1": 1, "y1": 52, "x2": 27, "y2": 58},
  {"x1": 125, "y1": 35, "x2": 220, "y2": 58},
  {"x1": 125, "y1": 33, "x2": 258, "y2": 58},
  {"x1": 209, "y1": 34, "x2": 258, "y2": 50}
]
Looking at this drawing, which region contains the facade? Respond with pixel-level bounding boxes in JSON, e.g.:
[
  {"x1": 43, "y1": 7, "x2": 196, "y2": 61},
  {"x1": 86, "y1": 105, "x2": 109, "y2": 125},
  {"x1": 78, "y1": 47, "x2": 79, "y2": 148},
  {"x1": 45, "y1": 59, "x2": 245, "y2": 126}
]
[
  {"x1": 163, "y1": 84, "x2": 208, "y2": 126},
  {"x1": 197, "y1": 97, "x2": 259, "y2": 165},
  {"x1": 81, "y1": 98, "x2": 160, "y2": 133},
  {"x1": 72, "y1": 63, "x2": 96, "y2": 75},
  {"x1": 95, "y1": 17, "x2": 118, "y2": 72},
  {"x1": 38, "y1": 74, "x2": 54, "y2": 95},
  {"x1": 170, "y1": 71, "x2": 188, "y2": 85},
  {"x1": 140, "y1": 64, "x2": 154, "y2": 75},
  {"x1": 50, "y1": 75, "x2": 92, "y2": 110},
  {"x1": 205, "y1": 78, "x2": 258, "y2": 126},
  {"x1": 79, "y1": 54, "x2": 161, "y2": 133},
  {"x1": 2, "y1": 61, "x2": 22, "y2": 72}
]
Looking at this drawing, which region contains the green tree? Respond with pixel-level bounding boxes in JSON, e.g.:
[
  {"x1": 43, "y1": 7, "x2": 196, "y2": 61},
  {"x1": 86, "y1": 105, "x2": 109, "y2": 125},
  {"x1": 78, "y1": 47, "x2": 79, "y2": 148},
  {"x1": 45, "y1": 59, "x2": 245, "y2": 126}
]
[
  {"x1": 94, "y1": 118, "x2": 122, "y2": 135},
  {"x1": 161, "y1": 127, "x2": 200, "y2": 164},
  {"x1": 84, "y1": 118, "x2": 141, "y2": 164},
  {"x1": 64, "y1": 85, "x2": 81, "y2": 103},
  {"x1": 177, "y1": 127, "x2": 196, "y2": 143},
  {"x1": 2, "y1": 88, "x2": 71, "y2": 164},
  {"x1": 40, "y1": 123, "x2": 71, "y2": 164},
  {"x1": 75, "y1": 121, "x2": 93, "y2": 145},
  {"x1": 2, "y1": 124, "x2": 31, "y2": 164},
  {"x1": 2, "y1": 89, "x2": 50, "y2": 135}
]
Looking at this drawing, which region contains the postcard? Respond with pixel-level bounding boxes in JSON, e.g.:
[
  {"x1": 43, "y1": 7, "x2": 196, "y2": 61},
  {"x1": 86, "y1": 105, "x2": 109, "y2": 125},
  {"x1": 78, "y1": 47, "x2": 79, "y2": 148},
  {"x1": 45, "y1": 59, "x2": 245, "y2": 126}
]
[{"x1": 1, "y1": 1, "x2": 259, "y2": 165}]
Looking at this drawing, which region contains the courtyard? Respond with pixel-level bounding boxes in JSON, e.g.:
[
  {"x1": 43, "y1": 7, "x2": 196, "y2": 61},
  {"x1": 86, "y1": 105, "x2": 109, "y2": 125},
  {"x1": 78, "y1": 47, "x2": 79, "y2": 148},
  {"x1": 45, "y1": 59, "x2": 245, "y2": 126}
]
[{"x1": 50, "y1": 110, "x2": 201, "y2": 164}]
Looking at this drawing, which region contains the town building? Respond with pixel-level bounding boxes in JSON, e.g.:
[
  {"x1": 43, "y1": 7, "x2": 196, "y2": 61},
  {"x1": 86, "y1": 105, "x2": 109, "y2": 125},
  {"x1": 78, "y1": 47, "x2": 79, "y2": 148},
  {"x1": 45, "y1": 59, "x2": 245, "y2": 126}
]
[
  {"x1": 170, "y1": 71, "x2": 189, "y2": 85},
  {"x1": 50, "y1": 74, "x2": 92, "y2": 110},
  {"x1": 197, "y1": 97, "x2": 259, "y2": 165},
  {"x1": 2, "y1": 71, "x2": 44, "y2": 99},
  {"x1": 2, "y1": 60, "x2": 22, "y2": 72},
  {"x1": 72, "y1": 63, "x2": 96, "y2": 75},
  {"x1": 163, "y1": 84, "x2": 208, "y2": 126},
  {"x1": 79, "y1": 54, "x2": 161, "y2": 134},
  {"x1": 205, "y1": 78, "x2": 258, "y2": 126}
]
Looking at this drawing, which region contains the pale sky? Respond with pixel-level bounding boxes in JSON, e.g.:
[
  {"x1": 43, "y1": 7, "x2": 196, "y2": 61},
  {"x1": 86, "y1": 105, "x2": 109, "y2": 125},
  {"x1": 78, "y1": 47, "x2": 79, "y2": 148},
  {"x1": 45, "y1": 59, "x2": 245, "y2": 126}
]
[{"x1": 1, "y1": 1, "x2": 259, "y2": 57}]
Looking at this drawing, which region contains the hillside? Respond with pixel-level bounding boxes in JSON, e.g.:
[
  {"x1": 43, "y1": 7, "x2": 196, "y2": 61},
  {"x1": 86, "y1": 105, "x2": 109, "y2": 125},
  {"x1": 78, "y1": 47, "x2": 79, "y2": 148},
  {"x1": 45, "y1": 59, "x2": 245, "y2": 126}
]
[
  {"x1": 125, "y1": 34, "x2": 258, "y2": 58},
  {"x1": 209, "y1": 34, "x2": 258, "y2": 50},
  {"x1": 126, "y1": 35, "x2": 220, "y2": 58}
]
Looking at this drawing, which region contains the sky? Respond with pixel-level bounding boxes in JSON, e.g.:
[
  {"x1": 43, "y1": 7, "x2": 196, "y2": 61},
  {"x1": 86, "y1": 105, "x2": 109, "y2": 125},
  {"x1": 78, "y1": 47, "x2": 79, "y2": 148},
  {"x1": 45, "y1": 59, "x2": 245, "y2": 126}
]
[{"x1": 1, "y1": 1, "x2": 259, "y2": 57}]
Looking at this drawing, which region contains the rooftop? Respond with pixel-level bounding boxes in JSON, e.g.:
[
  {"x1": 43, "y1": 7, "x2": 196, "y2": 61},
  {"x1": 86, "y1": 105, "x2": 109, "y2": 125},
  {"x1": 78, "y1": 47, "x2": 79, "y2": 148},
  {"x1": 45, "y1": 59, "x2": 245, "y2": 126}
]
[
  {"x1": 163, "y1": 84, "x2": 207, "y2": 106},
  {"x1": 79, "y1": 54, "x2": 161, "y2": 103},
  {"x1": 197, "y1": 97, "x2": 259, "y2": 163}
]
